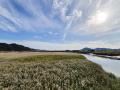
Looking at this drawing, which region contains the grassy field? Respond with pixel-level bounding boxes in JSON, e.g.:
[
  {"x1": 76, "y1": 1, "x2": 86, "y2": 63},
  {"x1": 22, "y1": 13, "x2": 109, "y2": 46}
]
[
  {"x1": 0, "y1": 52, "x2": 81, "y2": 59},
  {"x1": 0, "y1": 52, "x2": 120, "y2": 90}
]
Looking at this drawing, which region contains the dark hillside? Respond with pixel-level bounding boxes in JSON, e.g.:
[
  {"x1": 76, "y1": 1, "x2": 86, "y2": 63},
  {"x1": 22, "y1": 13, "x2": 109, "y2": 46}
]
[{"x1": 0, "y1": 43, "x2": 32, "y2": 51}]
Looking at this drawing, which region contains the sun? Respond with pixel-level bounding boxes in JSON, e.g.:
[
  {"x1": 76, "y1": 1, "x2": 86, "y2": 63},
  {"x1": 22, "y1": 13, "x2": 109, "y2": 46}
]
[
  {"x1": 88, "y1": 10, "x2": 108, "y2": 26},
  {"x1": 95, "y1": 10, "x2": 108, "y2": 24}
]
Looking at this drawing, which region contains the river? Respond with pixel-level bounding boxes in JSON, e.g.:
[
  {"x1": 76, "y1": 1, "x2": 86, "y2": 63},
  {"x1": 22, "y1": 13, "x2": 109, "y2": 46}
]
[{"x1": 84, "y1": 54, "x2": 120, "y2": 77}]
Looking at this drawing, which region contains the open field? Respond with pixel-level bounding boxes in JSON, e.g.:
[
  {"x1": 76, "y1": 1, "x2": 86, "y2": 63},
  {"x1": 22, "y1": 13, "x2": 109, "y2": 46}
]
[
  {"x1": 0, "y1": 52, "x2": 120, "y2": 90},
  {"x1": 0, "y1": 52, "x2": 81, "y2": 59}
]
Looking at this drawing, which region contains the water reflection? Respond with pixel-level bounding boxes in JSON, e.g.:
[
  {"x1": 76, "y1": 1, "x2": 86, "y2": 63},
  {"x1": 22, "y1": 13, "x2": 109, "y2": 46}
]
[{"x1": 84, "y1": 54, "x2": 120, "y2": 77}]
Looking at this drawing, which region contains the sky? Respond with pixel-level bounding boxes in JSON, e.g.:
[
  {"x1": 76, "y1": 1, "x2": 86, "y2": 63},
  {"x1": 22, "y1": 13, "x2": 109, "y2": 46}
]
[{"x1": 0, "y1": 0, "x2": 120, "y2": 50}]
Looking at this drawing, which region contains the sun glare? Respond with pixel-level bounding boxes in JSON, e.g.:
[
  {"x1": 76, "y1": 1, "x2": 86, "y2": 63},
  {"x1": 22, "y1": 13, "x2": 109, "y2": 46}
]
[
  {"x1": 88, "y1": 10, "x2": 108, "y2": 26},
  {"x1": 95, "y1": 11, "x2": 108, "y2": 24}
]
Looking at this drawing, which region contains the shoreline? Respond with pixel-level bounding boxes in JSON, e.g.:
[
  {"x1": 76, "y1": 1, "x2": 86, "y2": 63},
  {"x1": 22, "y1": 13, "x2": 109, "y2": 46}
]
[{"x1": 90, "y1": 54, "x2": 120, "y2": 60}]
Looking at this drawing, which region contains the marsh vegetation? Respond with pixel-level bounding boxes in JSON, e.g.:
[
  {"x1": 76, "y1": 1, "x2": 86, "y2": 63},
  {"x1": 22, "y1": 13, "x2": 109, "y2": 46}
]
[{"x1": 0, "y1": 52, "x2": 119, "y2": 90}]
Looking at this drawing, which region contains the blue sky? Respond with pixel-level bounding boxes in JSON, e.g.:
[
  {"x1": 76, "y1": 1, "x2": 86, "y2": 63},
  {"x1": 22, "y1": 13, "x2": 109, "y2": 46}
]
[{"x1": 0, "y1": 0, "x2": 120, "y2": 50}]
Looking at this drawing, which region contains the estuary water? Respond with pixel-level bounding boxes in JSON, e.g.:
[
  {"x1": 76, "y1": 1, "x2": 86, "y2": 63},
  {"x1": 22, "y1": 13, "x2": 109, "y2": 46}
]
[{"x1": 84, "y1": 54, "x2": 120, "y2": 77}]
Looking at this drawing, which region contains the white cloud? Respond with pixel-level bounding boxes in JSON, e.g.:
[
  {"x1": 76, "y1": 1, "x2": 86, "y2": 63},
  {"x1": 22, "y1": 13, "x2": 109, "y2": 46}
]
[
  {"x1": 53, "y1": 0, "x2": 72, "y2": 22},
  {"x1": 1, "y1": 0, "x2": 119, "y2": 36},
  {"x1": 0, "y1": 39, "x2": 120, "y2": 50},
  {"x1": 15, "y1": 41, "x2": 120, "y2": 50},
  {"x1": 0, "y1": 0, "x2": 61, "y2": 32},
  {"x1": 0, "y1": 0, "x2": 120, "y2": 47},
  {"x1": 0, "y1": 6, "x2": 19, "y2": 32},
  {"x1": 66, "y1": 0, "x2": 120, "y2": 36}
]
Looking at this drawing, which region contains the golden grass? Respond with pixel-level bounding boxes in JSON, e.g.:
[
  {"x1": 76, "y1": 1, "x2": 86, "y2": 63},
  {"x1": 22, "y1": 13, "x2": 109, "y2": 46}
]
[
  {"x1": 0, "y1": 52, "x2": 80, "y2": 59},
  {"x1": 0, "y1": 52, "x2": 119, "y2": 90}
]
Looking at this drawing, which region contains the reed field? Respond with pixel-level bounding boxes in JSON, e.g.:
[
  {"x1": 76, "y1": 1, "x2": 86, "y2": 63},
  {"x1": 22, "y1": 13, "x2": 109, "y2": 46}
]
[{"x1": 0, "y1": 52, "x2": 119, "y2": 90}]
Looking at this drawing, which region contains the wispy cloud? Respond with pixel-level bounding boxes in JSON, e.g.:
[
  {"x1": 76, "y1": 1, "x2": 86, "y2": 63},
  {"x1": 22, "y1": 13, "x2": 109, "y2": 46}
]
[
  {"x1": 1, "y1": 0, "x2": 120, "y2": 34},
  {"x1": 0, "y1": 0, "x2": 61, "y2": 32},
  {"x1": 0, "y1": 0, "x2": 120, "y2": 49},
  {"x1": 68, "y1": 0, "x2": 120, "y2": 36}
]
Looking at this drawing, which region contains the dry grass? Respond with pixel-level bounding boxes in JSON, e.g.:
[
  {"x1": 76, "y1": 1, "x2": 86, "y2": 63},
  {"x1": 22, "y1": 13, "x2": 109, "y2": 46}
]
[
  {"x1": 0, "y1": 52, "x2": 119, "y2": 90},
  {"x1": 0, "y1": 52, "x2": 80, "y2": 59}
]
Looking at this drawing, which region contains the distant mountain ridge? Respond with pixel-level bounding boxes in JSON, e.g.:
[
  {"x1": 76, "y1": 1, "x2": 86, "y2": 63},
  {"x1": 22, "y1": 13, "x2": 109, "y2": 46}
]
[
  {"x1": 94, "y1": 48, "x2": 112, "y2": 50},
  {"x1": 80, "y1": 47, "x2": 120, "y2": 56},
  {"x1": 0, "y1": 43, "x2": 33, "y2": 51}
]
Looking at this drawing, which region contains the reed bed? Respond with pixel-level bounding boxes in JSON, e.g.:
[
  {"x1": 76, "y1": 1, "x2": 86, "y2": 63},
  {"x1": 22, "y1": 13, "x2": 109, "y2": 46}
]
[{"x1": 0, "y1": 53, "x2": 119, "y2": 90}]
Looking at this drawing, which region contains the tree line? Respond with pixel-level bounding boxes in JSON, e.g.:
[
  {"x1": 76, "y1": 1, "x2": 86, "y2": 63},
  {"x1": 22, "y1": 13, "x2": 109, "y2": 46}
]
[{"x1": 0, "y1": 43, "x2": 32, "y2": 51}]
